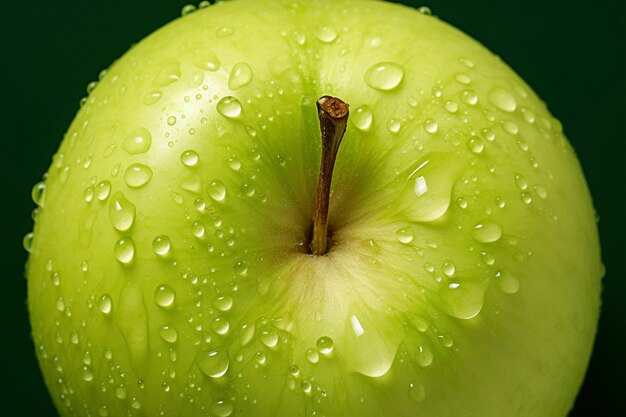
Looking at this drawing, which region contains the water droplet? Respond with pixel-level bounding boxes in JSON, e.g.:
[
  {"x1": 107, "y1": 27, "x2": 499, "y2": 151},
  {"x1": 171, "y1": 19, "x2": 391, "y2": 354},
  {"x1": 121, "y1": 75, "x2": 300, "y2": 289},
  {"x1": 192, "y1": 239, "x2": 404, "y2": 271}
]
[
  {"x1": 96, "y1": 181, "x2": 112, "y2": 201},
  {"x1": 31, "y1": 182, "x2": 46, "y2": 206},
  {"x1": 306, "y1": 348, "x2": 319, "y2": 364},
  {"x1": 440, "y1": 282, "x2": 485, "y2": 319},
  {"x1": 181, "y1": 150, "x2": 199, "y2": 167},
  {"x1": 503, "y1": 120, "x2": 519, "y2": 135},
  {"x1": 159, "y1": 325, "x2": 178, "y2": 343},
  {"x1": 488, "y1": 87, "x2": 517, "y2": 112},
  {"x1": 472, "y1": 222, "x2": 502, "y2": 243},
  {"x1": 212, "y1": 316, "x2": 230, "y2": 335},
  {"x1": 98, "y1": 294, "x2": 112, "y2": 315},
  {"x1": 228, "y1": 62, "x2": 253, "y2": 90},
  {"x1": 423, "y1": 119, "x2": 438, "y2": 134},
  {"x1": 208, "y1": 180, "x2": 227, "y2": 201},
  {"x1": 442, "y1": 261, "x2": 456, "y2": 277},
  {"x1": 456, "y1": 197, "x2": 468, "y2": 209},
  {"x1": 534, "y1": 185, "x2": 548, "y2": 199},
  {"x1": 124, "y1": 164, "x2": 153, "y2": 188},
  {"x1": 521, "y1": 107, "x2": 536, "y2": 124},
  {"x1": 495, "y1": 270, "x2": 520, "y2": 294},
  {"x1": 153, "y1": 61, "x2": 181, "y2": 87},
  {"x1": 81, "y1": 365, "x2": 94, "y2": 382},
  {"x1": 181, "y1": 4, "x2": 196, "y2": 16},
  {"x1": 417, "y1": 6, "x2": 432, "y2": 15},
  {"x1": 454, "y1": 73, "x2": 472, "y2": 84},
  {"x1": 227, "y1": 158, "x2": 241, "y2": 171},
  {"x1": 408, "y1": 382, "x2": 426, "y2": 402},
  {"x1": 521, "y1": 192, "x2": 532, "y2": 204},
  {"x1": 315, "y1": 26, "x2": 337, "y2": 43},
  {"x1": 396, "y1": 228, "x2": 414, "y2": 244},
  {"x1": 214, "y1": 295, "x2": 233, "y2": 312},
  {"x1": 515, "y1": 174, "x2": 528, "y2": 190},
  {"x1": 196, "y1": 52, "x2": 221, "y2": 72},
  {"x1": 22, "y1": 232, "x2": 33, "y2": 253},
  {"x1": 212, "y1": 399, "x2": 234, "y2": 417},
  {"x1": 154, "y1": 284, "x2": 176, "y2": 308},
  {"x1": 216, "y1": 26, "x2": 234, "y2": 38},
  {"x1": 413, "y1": 176, "x2": 428, "y2": 197},
  {"x1": 466, "y1": 136, "x2": 484, "y2": 154},
  {"x1": 387, "y1": 119, "x2": 401, "y2": 133},
  {"x1": 481, "y1": 250, "x2": 495, "y2": 265},
  {"x1": 495, "y1": 196, "x2": 506, "y2": 208},
  {"x1": 167, "y1": 116, "x2": 177, "y2": 126},
  {"x1": 114, "y1": 236, "x2": 135, "y2": 264},
  {"x1": 143, "y1": 90, "x2": 162, "y2": 105},
  {"x1": 351, "y1": 105, "x2": 373, "y2": 131},
  {"x1": 459, "y1": 57, "x2": 475, "y2": 68},
  {"x1": 109, "y1": 192, "x2": 135, "y2": 232},
  {"x1": 364, "y1": 62, "x2": 404, "y2": 91},
  {"x1": 260, "y1": 329, "x2": 278, "y2": 348},
  {"x1": 199, "y1": 348, "x2": 229, "y2": 378},
  {"x1": 216, "y1": 96, "x2": 242, "y2": 118},
  {"x1": 461, "y1": 90, "x2": 478, "y2": 105},
  {"x1": 316, "y1": 336, "x2": 334, "y2": 355},
  {"x1": 152, "y1": 235, "x2": 171, "y2": 256},
  {"x1": 444, "y1": 100, "x2": 458, "y2": 113},
  {"x1": 416, "y1": 344, "x2": 433, "y2": 367}
]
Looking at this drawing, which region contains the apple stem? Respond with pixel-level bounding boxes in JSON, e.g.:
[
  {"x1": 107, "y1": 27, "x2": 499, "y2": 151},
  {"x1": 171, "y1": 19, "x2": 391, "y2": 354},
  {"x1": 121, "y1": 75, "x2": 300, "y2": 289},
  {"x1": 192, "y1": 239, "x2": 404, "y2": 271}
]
[{"x1": 310, "y1": 96, "x2": 349, "y2": 256}]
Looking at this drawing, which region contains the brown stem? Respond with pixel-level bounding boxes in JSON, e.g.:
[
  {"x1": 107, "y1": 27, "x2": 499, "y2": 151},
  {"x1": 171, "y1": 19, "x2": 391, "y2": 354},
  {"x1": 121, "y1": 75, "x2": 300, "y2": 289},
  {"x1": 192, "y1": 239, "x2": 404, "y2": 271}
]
[{"x1": 310, "y1": 96, "x2": 349, "y2": 255}]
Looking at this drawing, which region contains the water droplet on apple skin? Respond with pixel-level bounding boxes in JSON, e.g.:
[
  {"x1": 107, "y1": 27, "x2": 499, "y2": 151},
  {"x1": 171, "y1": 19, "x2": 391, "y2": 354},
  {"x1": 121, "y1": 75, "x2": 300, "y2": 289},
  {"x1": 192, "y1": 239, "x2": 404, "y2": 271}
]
[{"x1": 364, "y1": 62, "x2": 405, "y2": 91}]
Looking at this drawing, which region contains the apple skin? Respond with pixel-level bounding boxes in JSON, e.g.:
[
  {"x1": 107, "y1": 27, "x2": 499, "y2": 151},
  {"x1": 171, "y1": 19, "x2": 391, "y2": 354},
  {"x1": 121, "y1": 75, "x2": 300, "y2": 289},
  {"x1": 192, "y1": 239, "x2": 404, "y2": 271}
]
[{"x1": 25, "y1": 1, "x2": 603, "y2": 416}]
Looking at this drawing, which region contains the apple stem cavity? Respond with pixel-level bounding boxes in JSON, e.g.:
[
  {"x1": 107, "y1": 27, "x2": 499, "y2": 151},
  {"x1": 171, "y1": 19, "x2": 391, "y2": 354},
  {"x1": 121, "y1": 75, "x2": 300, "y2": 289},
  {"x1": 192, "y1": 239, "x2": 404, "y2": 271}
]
[{"x1": 310, "y1": 96, "x2": 349, "y2": 256}]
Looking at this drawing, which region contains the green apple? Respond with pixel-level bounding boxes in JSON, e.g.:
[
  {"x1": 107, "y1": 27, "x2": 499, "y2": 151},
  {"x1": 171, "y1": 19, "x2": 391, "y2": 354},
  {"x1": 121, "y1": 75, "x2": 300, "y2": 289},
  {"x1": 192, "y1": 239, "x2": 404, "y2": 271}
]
[{"x1": 25, "y1": 0, "x2": 603, "y2": 416}]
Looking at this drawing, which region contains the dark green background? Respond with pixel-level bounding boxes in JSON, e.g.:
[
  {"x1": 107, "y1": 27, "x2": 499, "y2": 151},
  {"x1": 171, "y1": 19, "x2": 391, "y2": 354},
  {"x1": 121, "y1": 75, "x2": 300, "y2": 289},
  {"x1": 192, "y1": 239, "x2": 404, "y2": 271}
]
[{"x1": 1, "y1": 0, "x2": 624, "y2": 415}]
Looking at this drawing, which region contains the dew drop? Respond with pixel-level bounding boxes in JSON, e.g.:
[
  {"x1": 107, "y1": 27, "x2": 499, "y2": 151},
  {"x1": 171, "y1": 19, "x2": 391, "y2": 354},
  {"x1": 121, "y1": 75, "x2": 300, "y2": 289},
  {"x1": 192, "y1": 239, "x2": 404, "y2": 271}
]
[
  {"x1": 159, "y1": 325, "x2": 178, "y2": 343},
  {"x1": 153, "y1": 61, "x2": 181, "y2": 87},
  {"x1": 315, "y1": 26, "x2": 338, "y2": 43},
  {"x1": 495, "y1": 270, "x2": 520, "y2": 294},
  {"x1": 212, "y1": 316, "x2": 230, "y2": 335},
  {"x1": 461, "y1": 90, "x2": 478, "y2": 105},
  {"x1": 488, "y1": 87, "x2": 517, "y2": 112},
  {"x1": 208, "y1": 180, "x2": 227, "y2": 201},
  {"x1": 152, "y1": 235, "x2": 171, "y2": 256},
  {"x1": 81, "y1": 365, "x2": 94, "y2": 382},
  {"x1": 408, "y1": 382, "x2": 426, "y2": 402},
  {"x1": 143, "y1": 90, "x2": 162, "y2": 105},
  {"x1": 454, "y1": 73, "x2": 472, "y2": 84},
  {"x1": 503, "y1": 120, "x2": 519, "y2": 135},
  {"x1": 98, "y1": 294, "x2": 112, "y2": 315},
  {"x1": 306, "y1": 348, "x2": 319, "y2": 364},
  {"x1": 22, "y1": 233, "x2": 33, "y2": 253},
  {"x1": 387, "y1": 119, "x2": 401, "y2": 133},
  {"x1": 515, "y1": 174, "x2": 528, "y2": 190},
  {"x1": 154, "y1": 284, "x2": 176, "y2": 308},
  {"x1": 31, "y1": 182, "x2": 46, "y2": 207},
  {"x1": 212, "y1": 399, "x2": 234, "y2": 417},
  {"x1": 423, "y1": 119, "x2": 438, "y2": 134},
  {"x1": 472, "y1": 222, "x2": 502, "y2": 243},
  {"x1": 181, "y1": 150, "x2": 199, "y2": 167},
  {"x1": 214, "y1": 295, "x2": 233, "y2": 312},
  {"x1": 351, "y1": 105, "x2": 373, "y2": 131},
  {"x1": 216, "y1": 96, "x2": 242, "y2": 118},
  {"x1": 122, "y1": 128, "x2": 152, "y2": 155},
  {"x1": 440, "y1": 282, "x2": 485, "y2": 319},
  {"x1": 442, "y1": 261, "x2": 456, "y2": 277},
  {"x1": 96, "y1": 181, "x2": 112, "y2": 201},
  {"x1": 228, "y1": 63, "x2": 253, "y2": 90},
  {"x1": 196, "y1": 52, "x2": 221, "y2": 72},
  {"x1": 216, "y1": 26, "x2": 234, "y2": 38},
  {"x1": 109, "y1": 192, "x2": 135, "y2": 232},
  {"x1": 467, "y1": 136, "x2": 484, "y2": 154},
  {"x1": 227, "y1": 158, "x2": 241, "y2": 171},
  {"x1": 260, "y1": 329, "x2": 278, "y2": 348},
  {"x1": 199, "y1": 348, "x2": 230, "y2": 378},
  {"x1": 396, "y1": 228, "x2": 414, "y2": 244},
  {"x1": 114, "y1": 236, "x2": 135, "y2": 264},
  {"x1": 167, "y1": 116, "x2": 177, "y2": 126},
  {"x1": 534, "y1": 185, "x2": 548, "y2": 199},
  {"x1": 181, "y1": 4, "x2": 196, "y2": 16},
  {"x1": 444, "y1": 100, "x2": 458, "y2": 113},
  {"x1": 364, "y1": 62, "x2": 404, "y2": 91},
  {"x1": 124, "y1": 164, "x2": 153, "y2": 188},
  {"x1": 413, "y1": 176, "x2": 428, "y2": 197},
  {"x1": 417, "y1": 344, "x2": 433, "y2": 367},
  {"x1": 316, "y1": 336, "x2": 334, "y2": 355}
]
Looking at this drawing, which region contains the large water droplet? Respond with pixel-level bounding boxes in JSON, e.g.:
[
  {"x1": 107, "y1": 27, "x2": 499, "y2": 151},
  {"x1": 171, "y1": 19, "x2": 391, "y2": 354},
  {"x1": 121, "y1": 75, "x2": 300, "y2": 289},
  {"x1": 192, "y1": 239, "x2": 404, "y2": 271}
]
[
  {"x1": 488, "y1": 87, "x2": 517, "y2": 112},
  {"x1": 228, "y1": 63, "x2": 253, "y2": 90},
  {"x1": 199, "y1": 348, "x2": 230, "y2": 378},
  {"x1": 316, "y1": 336, "x2": 334, "y2": 355},
  {"x1": 315, "y1": 26, "x2": 337, "y2": 43},
  {"x1": 216, "y1": 96, "x2": 242, "y2": 118},
  {"x1": 109, "y1": 192, "x2": 135, "y2": 232},
  {"x1": 472, "y1": 221, "x2": 502, "y2": 243},
  {"x1": 196, "y1": 52, "x2": 221, "y2": 72},
  {"x1": 364, "y1": 62, "x2": 404, "y2": 91},
  {"x1": 114, "y1": 236, "x2": 135, "y2": 264},
  {"x1": 208, "y1": 180, "x2": 227, "y2": 201},
  {"x1": 122, "y1": 127, "x2": 152, "y2": 155},
  {"x1": 352, "y1": 105, "x2": 373, "y2": 131},
  {"x1": 22, "y1": 233, "x2": 33, "y2": 253},
  {"x1": 212, "y1": 399, "x2": 234, "y2": 417},
  {"x1": 96, "y1": 180, "x2": 112, "y2": 201},
  {"x1": 31, "y1": 181, "x2": 46, "y2": 207},
  {"x1": 461, "y1": 90, "x2": 478, "y2": 105},
  {"x1": 159, "y1": 325, "x2": 178, "y2": 343},
  {"x1": 152, "y1": 235, "x2": 171, "y2": 256},
  {"x1": 124, "y1": 164, "x2": 153, "y2": 188},
  {"x1": 181, "y1": 150, "x2": 199, "y2": 167},
  {"x1": 212, "y1": 316, "x2": 230, "y2": 335},
  {"x1": 154, "y1": 284, "x2": 176, "y2": 308},
  {"x1": 98, "y1": 294, "x2": 112, "y2": 315},
  {"x1": 439, "y1": 281, "x2": 485, "y2": 319},
  {"x1": 416, "y1": 344, "x2": 433, "y2": 367},
  {"x1": 260, "y1": 329, "x2": 279, "y2": 348},
  {"x1": 495, "y1": 270, "x2": 520, "y2": 294}
]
